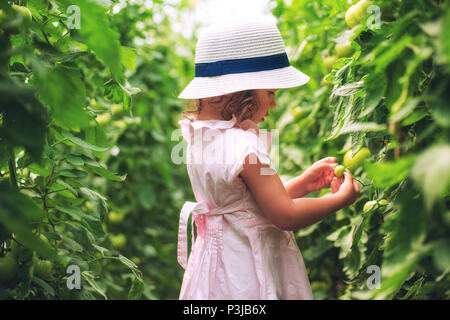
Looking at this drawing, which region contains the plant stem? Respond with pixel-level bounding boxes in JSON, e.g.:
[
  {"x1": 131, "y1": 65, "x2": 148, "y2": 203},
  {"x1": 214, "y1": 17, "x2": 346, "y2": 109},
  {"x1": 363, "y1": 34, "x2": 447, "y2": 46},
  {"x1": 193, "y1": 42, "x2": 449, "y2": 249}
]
[{"x1": 8, "y1": 146, "x2": 18, "y2": 191}]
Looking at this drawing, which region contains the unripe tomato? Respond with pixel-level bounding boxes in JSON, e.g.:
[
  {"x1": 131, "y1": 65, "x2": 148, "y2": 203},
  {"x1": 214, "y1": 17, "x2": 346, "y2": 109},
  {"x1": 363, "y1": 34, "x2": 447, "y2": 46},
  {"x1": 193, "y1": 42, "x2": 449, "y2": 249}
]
[
  {"x1": 0, "y1": 255, "x2": 18, "y2": 284},
  {"x1": 334, "y1": 165, "x2": 345, "y2": 177},
  {"x1": 96, "y1": 113, "x2": 111, "y2": 125},
  {"x1": 345, "y1": 5, "x2": 359, "y2": 28},
  {"x1": 110, "y1": 104, "x2": 123, "y2": 115},
  {"x1": 343, "y1": 147, "x2": 371, "y2": 171},
  {"x1": 363, "y1": 200, "x2": 377, "y2": 213},
  {"x1": 292, "y1": 107, "x2": 309, "y2": 120},
  {"x1": 323, "y1": 55, "x2": 338, "y2": 72},
  {"x1": 354, "y1": 0, "x2": 373, "y2": 21},
  {"x1": 109, "y1": 211, "x2": 125, "y2": 224},
  {"x1": 335, "y1": 42, "x2": 354, "y2": 57},
  {"x1": 110, "y1": 233, "x2": 126, "y2": 250},
  {"x1": 379, "y1": 199, "x2": 389, "y2": 206},
  {"x1": 34, "y1": 259, "x2": 53, "y2": 280},
  {"x1": 112, "y1": 120, "x2": 126, "y2": 130}
]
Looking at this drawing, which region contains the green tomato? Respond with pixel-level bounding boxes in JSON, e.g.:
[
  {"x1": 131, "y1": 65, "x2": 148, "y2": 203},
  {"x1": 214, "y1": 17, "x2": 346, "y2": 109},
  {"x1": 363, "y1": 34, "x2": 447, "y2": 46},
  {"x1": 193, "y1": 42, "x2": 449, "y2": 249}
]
[
  {"x1": 334, "y1": 165, "x2": 345, "y2": 177},
  {"x1": 343, "y1": 147, "x2": 371, "y2": 171},
  {"x1": 363, "y1": 200, "x2": 377, "y2": 213},
  {"x1": 345, "y1": 5, "x2": 359, "y2": 28},
  {"x1": 0, "y1": 255, "x2": 18, "y2": 284},
  {"x1": 335, "y1": 42, "x2": 354, "y2": 58},
  {"x1": 96, "y1": 113, "x2": 111, "y2": 125},
  {"x1": 323, "y1": 55, "x2": 338, "y2": 72},
  {"x1": 110, "y1": 233, "x2": 126, "y2": 250},
  {"x1": 292, "y1": 107, "x2": 309, "y2": 120},
  {"x1": 379, "y1": 199, "x2": 389, "y2": 206},
  {"x1": 109, "y1": 211, "x2": 125, "y2": 224},
  {"x1": 34, "y1": 259, "x2": 53, "y2": 280},
  {"x1": 354, "y1": 0, "x2": 373, "y2": 21}
]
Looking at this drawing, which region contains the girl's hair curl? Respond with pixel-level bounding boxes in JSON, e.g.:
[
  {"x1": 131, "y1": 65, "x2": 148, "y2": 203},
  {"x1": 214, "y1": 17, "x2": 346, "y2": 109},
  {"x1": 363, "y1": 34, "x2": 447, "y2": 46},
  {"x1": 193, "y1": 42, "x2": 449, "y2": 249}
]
[{"x1": 181, "y1": 90, "x2": 260, "y2": 124}]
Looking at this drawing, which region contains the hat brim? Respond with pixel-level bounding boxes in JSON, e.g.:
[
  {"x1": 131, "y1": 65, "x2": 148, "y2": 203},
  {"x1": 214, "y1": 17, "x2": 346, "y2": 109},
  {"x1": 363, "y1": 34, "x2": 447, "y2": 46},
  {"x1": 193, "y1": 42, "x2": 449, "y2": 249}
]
[{"x1": 178, "y1": 66, "x2": 310, "y2": 99}]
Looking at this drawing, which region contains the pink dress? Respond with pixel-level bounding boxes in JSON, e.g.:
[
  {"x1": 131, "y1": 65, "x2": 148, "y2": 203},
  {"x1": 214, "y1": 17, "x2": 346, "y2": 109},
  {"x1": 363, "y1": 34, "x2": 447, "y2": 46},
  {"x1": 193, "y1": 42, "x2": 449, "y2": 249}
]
[{"x1": 177, "y1": 114, "x2": 313, "y2": 300}]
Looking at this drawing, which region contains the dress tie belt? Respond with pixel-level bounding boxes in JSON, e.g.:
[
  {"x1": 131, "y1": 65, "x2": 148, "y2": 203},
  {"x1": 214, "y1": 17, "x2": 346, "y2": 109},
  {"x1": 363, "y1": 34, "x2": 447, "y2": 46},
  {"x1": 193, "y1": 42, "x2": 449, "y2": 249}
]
[{"x1": 177, "y1": 200, "x2": 237, "y2": 269}]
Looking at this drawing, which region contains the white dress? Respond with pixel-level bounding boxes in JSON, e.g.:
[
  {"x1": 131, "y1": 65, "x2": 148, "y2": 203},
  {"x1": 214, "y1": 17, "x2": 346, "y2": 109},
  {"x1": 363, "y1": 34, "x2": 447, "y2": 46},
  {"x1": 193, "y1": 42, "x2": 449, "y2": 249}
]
[{"x1": 177, "y1": 115, "x2": 313, "y2": 300}]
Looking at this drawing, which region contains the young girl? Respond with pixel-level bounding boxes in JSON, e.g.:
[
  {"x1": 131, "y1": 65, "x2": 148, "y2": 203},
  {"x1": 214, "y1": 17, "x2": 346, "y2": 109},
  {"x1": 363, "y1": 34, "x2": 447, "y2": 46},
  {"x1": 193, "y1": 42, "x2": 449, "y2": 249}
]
[{"x1": 176, "y1": 17, "x2": 360, "y2": 300}]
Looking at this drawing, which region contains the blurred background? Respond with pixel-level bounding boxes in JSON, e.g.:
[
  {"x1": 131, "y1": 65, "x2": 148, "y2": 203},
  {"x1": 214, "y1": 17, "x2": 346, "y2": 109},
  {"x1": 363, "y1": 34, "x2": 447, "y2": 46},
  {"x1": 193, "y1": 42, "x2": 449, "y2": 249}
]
[{"x1": 0, "y1": 0, "x2": 449, "y2": 299}]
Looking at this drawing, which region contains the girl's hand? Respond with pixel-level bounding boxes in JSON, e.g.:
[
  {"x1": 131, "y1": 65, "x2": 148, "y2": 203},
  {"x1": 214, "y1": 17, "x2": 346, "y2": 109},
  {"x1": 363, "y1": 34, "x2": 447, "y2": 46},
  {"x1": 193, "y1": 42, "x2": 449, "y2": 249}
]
[
  {"x1": 332, "y1": 170, "x2": 360, "y2": 207},
  {"x1": 302, "y1": 157, "x2": 338, "y2": 193}
]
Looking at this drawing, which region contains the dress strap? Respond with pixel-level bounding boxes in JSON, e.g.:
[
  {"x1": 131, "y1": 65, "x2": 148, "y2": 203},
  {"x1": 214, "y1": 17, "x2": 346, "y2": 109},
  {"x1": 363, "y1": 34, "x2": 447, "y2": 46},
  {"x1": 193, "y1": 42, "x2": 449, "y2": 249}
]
[
  {"x1": 177, "y1": 200, "x2": 239, "y2": 269},
  {"x1": 178, "y1": 200, "x2": 215, "y2": 269}
]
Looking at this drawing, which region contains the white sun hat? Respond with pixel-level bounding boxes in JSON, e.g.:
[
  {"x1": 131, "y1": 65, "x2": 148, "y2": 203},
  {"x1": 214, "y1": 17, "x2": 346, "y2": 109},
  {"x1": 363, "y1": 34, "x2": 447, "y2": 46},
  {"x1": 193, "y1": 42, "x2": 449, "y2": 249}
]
[{"x1": 178, "y1": 16, "x2": 310, "y2": 100}]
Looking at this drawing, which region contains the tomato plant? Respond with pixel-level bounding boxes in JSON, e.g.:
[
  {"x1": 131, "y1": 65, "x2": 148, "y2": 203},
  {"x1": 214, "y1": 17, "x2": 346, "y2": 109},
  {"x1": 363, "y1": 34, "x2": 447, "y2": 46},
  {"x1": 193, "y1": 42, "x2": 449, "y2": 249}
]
[
  {"x1": 1, "y1": 0, "x2": 448, "y2": 301},
  {"x1": 0, "y1": 0, "x2": 193, "y2": 300},
  {"x1": 273, "y1": 0, "x2": 450, "y2": 300}
]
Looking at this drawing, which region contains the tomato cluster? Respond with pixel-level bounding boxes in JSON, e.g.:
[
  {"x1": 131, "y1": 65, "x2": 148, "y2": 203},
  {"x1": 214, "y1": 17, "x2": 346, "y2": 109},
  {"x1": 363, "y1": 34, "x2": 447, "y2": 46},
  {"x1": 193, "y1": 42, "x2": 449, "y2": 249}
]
[
  {"x1": 333, "y1": 147, "x2": 372, "y2": 178},
  {"x1": 0, "y1": 234, "x2": 54, "y2": 287}
]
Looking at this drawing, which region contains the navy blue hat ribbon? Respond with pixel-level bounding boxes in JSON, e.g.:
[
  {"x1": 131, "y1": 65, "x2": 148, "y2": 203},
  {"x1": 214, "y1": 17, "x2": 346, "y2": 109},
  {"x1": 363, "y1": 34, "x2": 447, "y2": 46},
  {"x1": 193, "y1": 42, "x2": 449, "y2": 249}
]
[{"x1": 195, "y1": 52, "x2": 290, "y2": 77}]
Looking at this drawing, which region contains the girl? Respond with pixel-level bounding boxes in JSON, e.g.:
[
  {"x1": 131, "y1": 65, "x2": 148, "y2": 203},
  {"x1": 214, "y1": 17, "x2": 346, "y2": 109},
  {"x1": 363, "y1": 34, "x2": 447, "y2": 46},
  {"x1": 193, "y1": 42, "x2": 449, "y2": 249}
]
[{"x1": 176, "y1": 17, "x2": 360, "y2": 300}]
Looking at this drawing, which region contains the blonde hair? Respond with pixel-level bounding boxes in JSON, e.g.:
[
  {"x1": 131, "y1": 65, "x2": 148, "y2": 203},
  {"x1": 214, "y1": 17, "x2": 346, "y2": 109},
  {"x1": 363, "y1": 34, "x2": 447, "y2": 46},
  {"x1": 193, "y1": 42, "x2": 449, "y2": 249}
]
[{"x1": 181, "y1": 90, "x2": 261, "y2": 124}]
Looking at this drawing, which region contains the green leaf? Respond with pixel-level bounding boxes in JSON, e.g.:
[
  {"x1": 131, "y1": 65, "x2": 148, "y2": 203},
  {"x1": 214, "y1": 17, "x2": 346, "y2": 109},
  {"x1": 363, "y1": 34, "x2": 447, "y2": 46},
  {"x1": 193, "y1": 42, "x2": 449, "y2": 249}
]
[
  {"x1": 55, "y1": 178, "x2": 78, "y2": 196},
  {"x1": 128, "y1": 277, "x2": 144, "y2": 300},
  {"x1": 32, "y1": 277, "x2": 56, "y2": 297},
  {"x1": 359, "y1": 72, "x2": 387, "y2": 119},
  {"x1": 28, "y1": 162, "x2": 52, "y2": 177},
  {"x1": 58, "y1": 169, "x2": 88, "y2": 178},
  {"x1": 60, "y1": 235, "x2": 84, "y2": 252},
  {"x1": 55, "y1": 205, "x2": 105, "y2": 239},
  {"x1": 374, "y1": 35, "x2": 412, "y2": 73},
  {"x1": 61, "y1": 131, "x2": 110, "y2": 152},
  {"x1": 411, "y1": 145, "x2": 450, "y2": 212},
  {"x1": 372, "y1": 188, "x2": 429, "y2": 299},
  {"x1": 121, "y1": 46, "x2": 136, "y2": 72},
  {"x1": 66, "y1": 156, "x2": 84, "y2": 166},
  {"x1": 332, "y1": 81, "x2": 364, "y2": 96},
  {"x1": 388, "y1": 98, "x2": 421, "y2": 124},
  {"x1": 364, "y1": 155, "x2": 416, "y2": 188},
  {"x1": 57, "y1": 0, "x2": 124, "y2": 84},
  {"x1": 84, "y1": 123, "x2": 108, "y2": 159},
  {"x1": 82, "y1": 271, "x2": 108, "y2": 300},
  {"x1": 338, "y1": 122, "x2": 387, "y2": 137},
  {"x1": 0, "y1": 182, "x2": 57, "y2": 260},
  {"x1": 398, "y1": 276, "x2": 425, "y2": 300},
  {"x1": 34, "y1": 67, "x2": 90, "y2": 130},
  {"x1": 90, "y1": 165, "x2": 127, "y2": 182}
]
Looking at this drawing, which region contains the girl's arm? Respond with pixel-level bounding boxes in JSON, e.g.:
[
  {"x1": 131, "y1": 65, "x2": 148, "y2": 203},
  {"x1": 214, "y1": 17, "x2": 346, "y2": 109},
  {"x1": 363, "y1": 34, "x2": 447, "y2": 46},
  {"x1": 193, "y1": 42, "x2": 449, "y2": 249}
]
[
  {"x1": 283, "y1": 175, "x2": 310, "y2": 199},
  {"x1": 240, "y1": 154, "x2": 359, "y2": 231}
]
